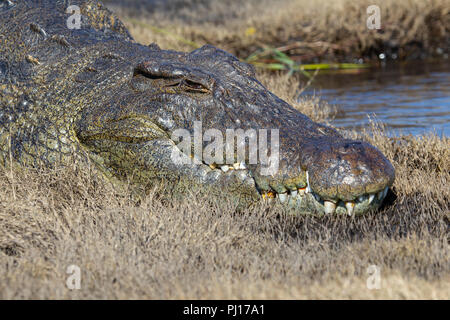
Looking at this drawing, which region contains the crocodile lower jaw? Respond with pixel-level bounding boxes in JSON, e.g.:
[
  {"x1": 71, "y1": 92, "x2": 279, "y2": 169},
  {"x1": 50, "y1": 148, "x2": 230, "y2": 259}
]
[
  {"x1": 207, "y1": 162, "x2": 389, "y2": 216},
  {"x1": 259, "y1": 186, "x2": 388, "y2": 216}
]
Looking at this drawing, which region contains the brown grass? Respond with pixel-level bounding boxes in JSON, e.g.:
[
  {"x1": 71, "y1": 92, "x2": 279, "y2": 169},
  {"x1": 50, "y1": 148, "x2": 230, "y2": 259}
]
[
  {"x1": 105, "y1": 0, "x2": 450, "y2": 62},
  {"x1": 1, "y1": 0, "x2": 448, "y2": 299},
  {"x1": 0, "y1": 72, "x2": 448, "y2": 299}
]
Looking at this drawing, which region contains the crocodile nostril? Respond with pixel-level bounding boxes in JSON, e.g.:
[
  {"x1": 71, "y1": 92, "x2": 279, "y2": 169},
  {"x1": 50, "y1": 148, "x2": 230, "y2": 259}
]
[{"x1": 338, "y1": 141, "x2": 363, "y2": 154}]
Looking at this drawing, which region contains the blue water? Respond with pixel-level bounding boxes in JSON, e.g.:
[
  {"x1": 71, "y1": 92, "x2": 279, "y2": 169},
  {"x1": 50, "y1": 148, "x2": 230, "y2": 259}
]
[{"x1": 301, "y1": 61, "x2": 450, "y2": 136}]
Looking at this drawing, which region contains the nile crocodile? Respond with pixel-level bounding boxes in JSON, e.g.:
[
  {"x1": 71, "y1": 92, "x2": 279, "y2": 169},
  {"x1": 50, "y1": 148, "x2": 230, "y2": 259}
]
[{"x1": 0, "y1": 0, "x2": 394, "y2": 215}]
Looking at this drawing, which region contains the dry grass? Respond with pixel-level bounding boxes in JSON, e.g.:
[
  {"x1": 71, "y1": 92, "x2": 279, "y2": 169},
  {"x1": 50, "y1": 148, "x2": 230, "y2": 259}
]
[
  {"x1": 0, "y1": 0, "x2": 448, "y2": 299},
  {"x1": 105, "y1": 0, "x2": 450, "y2": 62},
  {"x1": 0, "y1": 72, "x2": 448, "y2": 299}
]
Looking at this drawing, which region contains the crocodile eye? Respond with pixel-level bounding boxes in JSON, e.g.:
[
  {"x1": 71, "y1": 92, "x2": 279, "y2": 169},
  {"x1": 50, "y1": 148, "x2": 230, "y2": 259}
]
[
  {"x1": 132, "y1": 63, "x2": 212, "y2": 94},
  {"x1": 182, "y1": 79, "x2": 209, "y2": 93},
  {"x1": 131, "y1": 68, "x2": 180, "y2": 91}
]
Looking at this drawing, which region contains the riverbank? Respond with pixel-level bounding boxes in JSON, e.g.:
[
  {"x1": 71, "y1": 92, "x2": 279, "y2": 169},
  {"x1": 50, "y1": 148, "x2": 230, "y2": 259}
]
[
  {"x1": 108, "y1": 0, "x2": 449, "y2": 135},
  {"x1": 300, "y1": 60, "x2": 450, "y2": 136},
  {"x1": 105, "y1": 0, "x2": 449, "y2": 64},
  {"x1": 0, "y1": 73, "x2": 448, "y2": 299},
  {"x1": 0, "y1": 0, "x2": 447, "y2": 300}
]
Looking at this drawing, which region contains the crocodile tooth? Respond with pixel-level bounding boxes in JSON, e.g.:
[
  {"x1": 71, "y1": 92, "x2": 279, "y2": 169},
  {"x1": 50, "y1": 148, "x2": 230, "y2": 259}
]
[
  {"x1": 220, "y1": 165, "x2": 230, "y2": 172},
  {"x1": 358, "y1": 195, "x2": 366, "y2": 202},
  {"x1": 305, "y1": 171, "x2": 312, "y2": 193},
  {"x1": 262, "y1": 191, "x2": 275, "y2": 200},
  {"x1": 244, "y1": 177, "x2": 255, "y2": 187},
  {"x1": 236, "y1": 170, "x2": 248, "y2": 181},
  {"x1": 345, "y1": 201, "x2": 355, "y2": 216},
  {"x1": 383, "y1": 187, "x2": 388, "y2": 198},
  {"x1": 377, "y1": 190, "x2": 383, "y2": 200},
  {"x1": 239, "y1": 161, "x2": 246, "y2": 170},
  {"x1": 324, "y1": 201, "x2": 336, "y2": 214},
  {"x1": 209, "y1": 163, "x2": 217, "y2": 169},
  {"x1": 298, "y1": 187, "x2": 306, "y2": 196},
  {"x1": 233, "y1": 163, "x2": 240, "y2": 170},
  {"x1": 278, "y1": 193, "x2": 288, "y2": 203},
  {"x1": 369, "y1": 194, "x2": 375, "y2": 204},
  {"x1": 290, "y1": 190, "x2": 298, "y2": 198},
  {"x1": 313, "y1": 193, "x2": 321, "y2": 202}
]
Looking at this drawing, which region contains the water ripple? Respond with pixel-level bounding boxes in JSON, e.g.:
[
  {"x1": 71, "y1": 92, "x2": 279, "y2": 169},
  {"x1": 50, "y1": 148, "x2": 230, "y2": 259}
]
[{"x1": 301, "y1": 61, "x2": 450, "y2": 136}]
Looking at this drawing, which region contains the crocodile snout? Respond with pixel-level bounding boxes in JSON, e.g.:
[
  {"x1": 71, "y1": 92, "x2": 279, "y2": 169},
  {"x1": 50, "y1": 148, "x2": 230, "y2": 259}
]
[
  {"x1": 302, "y1": 139, "x2": 395, "y2": 201},
  {"x1": 246, "y1": 133, "x2": 395, "y2": 215}
]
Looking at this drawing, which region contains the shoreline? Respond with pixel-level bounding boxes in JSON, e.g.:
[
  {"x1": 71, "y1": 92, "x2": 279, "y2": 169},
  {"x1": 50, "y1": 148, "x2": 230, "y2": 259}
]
[
  {"x1": 0, "y1": 0, "x2": 448, "y2": 300},
  {"x1": 105, "y1": 0, "x2": 449, "y2": 65}
]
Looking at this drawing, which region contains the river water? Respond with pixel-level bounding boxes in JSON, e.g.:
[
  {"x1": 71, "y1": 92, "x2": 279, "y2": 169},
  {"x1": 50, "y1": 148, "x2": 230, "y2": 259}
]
[
  {"x1": 104, "y1": 1, "x2": 449, "y2": 137},
  {"x1": 301, "y1": 61, "x2": 450, "y2": 136}
]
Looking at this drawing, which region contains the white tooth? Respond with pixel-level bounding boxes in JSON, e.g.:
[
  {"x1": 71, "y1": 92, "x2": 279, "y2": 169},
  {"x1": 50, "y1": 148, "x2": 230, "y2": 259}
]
[
  {"x1": 377, "y1": 191, "x2": 383, "y2": 200},
  {"x1": 237, "y1": 171, "x2": 248, "y2": 181},
  {"x1": 233, "y1": 163, "x2": 240, "y2": 170},
  {"x1": 369, "y1": 194, "x2": 375, "y2": 204},
  {"x1": 324, "y1": 201, "x2": 336, "y2": 214},
  {"x1": 345, "y1": 201, "x2": 355, "y2": 216},
  {"x1": 220, "y1": 165, "x2": 230, "y2": 172},
  {"x1": 291, "y1": 190, "x2": 298, "y2": 198},
  {"x1": 383, "y1": 187, "x2": 388, "y2": 198},
  {"x1": 244, "y1": 177, "x2": 255, "y2": 187},
  {"x1": 306, "y1": 171, "x2": 312, "y2": 193},
  {"x1": 278, "y1": 193, "x2": 288, "y2": 203},
  {"x1": 239, "y1": 161, "x2": 246, "y2": 170},
  {"x1": 358, "y1": 195, "x2": 366, "y2": 202}
]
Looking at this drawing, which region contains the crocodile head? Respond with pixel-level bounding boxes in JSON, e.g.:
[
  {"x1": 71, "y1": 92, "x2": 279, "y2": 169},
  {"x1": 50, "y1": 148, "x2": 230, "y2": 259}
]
[{"x1": 76, "y1": 44, "x2": 394, "y2": 215}]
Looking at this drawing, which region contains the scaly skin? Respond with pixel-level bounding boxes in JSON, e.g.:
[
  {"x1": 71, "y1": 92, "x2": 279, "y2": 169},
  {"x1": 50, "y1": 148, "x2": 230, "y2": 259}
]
[{"x1": 0, "y1": 0, "x2": 394, "y2": 215}]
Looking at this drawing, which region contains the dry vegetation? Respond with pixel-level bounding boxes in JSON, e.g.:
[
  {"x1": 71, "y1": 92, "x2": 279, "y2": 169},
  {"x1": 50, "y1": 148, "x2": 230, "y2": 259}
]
[
  {"x1": 105, "y1": 0, "x2": 450, "y2": 62},
  {"x1": 0, "y1": 72, "x2": 448, "y2": 299},
  {"x1": 0, "y1": 0, "x2": 448, "y2": 300}
]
